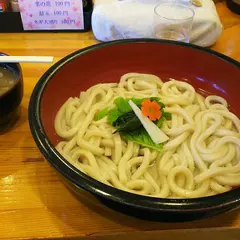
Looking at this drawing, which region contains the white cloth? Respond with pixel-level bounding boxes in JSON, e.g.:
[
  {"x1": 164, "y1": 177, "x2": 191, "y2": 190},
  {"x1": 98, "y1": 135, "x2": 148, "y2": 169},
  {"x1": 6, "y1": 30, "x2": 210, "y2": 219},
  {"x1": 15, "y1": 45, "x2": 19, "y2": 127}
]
[{"x1": 92, "y1": 0, "x2": 223, "y2": 47}]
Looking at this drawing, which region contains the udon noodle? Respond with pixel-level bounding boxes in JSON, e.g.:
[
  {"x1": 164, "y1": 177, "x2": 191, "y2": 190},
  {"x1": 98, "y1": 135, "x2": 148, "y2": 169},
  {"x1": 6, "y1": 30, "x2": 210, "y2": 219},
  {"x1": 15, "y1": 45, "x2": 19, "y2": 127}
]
[{"x1": 55, "y1": 73, "x2": 240, "y2": 198}]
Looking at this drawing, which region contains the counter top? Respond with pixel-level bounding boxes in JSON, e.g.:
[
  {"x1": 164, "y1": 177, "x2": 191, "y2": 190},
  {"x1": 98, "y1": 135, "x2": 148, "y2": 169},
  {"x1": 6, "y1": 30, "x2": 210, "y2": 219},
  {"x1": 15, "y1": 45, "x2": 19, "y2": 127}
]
[{"x1": 1, "y1": 2, "x2": 240, "y2": 240}]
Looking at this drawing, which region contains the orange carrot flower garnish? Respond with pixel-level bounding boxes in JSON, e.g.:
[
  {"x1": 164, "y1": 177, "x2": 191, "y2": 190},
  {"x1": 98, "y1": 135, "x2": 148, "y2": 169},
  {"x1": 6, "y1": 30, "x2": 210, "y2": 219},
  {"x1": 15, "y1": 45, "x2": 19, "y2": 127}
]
[{"x1": 141, "y1": 99, "x2": 162, "y2": 121}]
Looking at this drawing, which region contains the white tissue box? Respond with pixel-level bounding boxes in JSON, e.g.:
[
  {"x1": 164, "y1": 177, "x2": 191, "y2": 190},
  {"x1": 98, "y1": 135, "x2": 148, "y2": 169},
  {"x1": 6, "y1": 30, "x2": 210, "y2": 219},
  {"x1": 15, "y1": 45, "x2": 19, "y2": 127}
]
[{"x1": 92, "y1": 0, "x2": 223, "y2": 47}]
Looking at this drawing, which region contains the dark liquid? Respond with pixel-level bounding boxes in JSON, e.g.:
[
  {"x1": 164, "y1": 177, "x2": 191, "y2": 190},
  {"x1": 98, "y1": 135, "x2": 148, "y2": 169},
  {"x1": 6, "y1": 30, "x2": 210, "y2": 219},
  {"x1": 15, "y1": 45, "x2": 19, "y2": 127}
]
[
  {"x1": 0, "y1": 65, "x2": 22, "y2": 133},
  {"x1": 0, "y1": 67, "x2": 17, "y2": 97}
]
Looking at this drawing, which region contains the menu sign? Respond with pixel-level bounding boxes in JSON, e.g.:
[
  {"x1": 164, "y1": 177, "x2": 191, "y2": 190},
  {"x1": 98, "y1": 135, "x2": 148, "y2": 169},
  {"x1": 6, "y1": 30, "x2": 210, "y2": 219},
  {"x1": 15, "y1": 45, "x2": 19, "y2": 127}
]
[{"x1": 19, "y1": 0, "x2": 84, "y2": 30}]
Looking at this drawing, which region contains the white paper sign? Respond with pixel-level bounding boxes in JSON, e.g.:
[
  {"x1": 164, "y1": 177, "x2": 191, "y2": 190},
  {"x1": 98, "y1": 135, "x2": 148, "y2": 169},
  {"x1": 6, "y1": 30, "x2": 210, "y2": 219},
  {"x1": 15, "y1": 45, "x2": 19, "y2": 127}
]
[{"x1": 19, "y1": 0, "x2": 84, "y2": 30}]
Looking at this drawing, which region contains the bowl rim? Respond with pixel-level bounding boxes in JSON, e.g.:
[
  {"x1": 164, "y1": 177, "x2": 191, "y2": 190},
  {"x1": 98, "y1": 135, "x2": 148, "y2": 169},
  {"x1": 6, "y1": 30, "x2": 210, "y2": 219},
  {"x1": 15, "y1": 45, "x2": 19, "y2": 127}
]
[{"x1": 29, "y1": 38, "x2": 240, "y2": 213}]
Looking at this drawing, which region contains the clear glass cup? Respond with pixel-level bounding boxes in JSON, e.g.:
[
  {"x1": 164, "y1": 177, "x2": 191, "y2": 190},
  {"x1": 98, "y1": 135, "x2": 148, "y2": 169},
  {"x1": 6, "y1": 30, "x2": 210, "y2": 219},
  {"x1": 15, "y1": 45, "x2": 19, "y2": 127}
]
[{"x1": 153, "y1": 2, "x2": 195, "y2": 43}]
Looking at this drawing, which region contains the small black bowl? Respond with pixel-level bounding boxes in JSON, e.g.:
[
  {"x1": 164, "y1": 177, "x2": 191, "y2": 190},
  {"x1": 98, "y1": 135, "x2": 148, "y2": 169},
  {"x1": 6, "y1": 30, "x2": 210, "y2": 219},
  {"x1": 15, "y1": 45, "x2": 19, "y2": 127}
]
[
  {"x1": 28, "y1": 39, "x2": 240, "y2": 222},
  {"x1": 0, "y1": 53, "x2": 23, "y2": 133}
]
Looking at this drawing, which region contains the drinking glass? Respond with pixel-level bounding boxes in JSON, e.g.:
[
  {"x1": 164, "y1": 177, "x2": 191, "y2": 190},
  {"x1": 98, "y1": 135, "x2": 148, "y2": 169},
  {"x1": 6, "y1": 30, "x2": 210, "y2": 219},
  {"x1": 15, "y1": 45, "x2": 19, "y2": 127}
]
[{"x1": 153, "y1": 2, "x2": 195, "y2": 43}]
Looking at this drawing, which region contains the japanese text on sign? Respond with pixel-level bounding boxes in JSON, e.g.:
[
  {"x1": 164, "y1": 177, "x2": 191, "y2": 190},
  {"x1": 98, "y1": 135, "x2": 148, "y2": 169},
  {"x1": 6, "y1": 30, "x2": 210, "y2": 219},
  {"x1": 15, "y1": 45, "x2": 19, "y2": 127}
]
[{"x1": 19, "y1": 0, "x2": 84, "y2": 30}]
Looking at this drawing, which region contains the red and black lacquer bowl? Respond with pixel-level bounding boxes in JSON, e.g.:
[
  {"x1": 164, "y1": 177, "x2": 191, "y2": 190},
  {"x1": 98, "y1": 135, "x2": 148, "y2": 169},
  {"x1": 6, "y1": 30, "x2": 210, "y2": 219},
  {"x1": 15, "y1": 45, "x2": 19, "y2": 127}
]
[{"x1": 28, "y1": 39, "x2": 240, "y2": 222}]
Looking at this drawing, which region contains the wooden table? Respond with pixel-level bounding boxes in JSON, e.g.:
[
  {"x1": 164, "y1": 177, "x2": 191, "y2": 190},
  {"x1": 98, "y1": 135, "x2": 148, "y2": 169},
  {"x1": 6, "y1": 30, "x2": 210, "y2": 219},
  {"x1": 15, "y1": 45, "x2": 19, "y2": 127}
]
[{"x1": 1, "y1": 2, "x2": 240, "y2": 240}]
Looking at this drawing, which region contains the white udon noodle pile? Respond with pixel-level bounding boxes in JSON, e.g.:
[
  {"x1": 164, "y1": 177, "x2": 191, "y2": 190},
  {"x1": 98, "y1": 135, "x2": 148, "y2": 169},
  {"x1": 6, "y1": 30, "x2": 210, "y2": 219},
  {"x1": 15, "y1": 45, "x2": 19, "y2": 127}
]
[{"x1": 55, "y1": 73, "x2": 240, "y2": 198}]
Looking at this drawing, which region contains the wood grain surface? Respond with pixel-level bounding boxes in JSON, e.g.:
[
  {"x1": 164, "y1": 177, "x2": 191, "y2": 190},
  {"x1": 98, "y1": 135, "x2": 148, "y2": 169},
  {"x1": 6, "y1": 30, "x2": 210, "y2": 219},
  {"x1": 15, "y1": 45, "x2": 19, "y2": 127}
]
[{"x1": 0, "y1": 2, "x2": 240, "y2": 240}]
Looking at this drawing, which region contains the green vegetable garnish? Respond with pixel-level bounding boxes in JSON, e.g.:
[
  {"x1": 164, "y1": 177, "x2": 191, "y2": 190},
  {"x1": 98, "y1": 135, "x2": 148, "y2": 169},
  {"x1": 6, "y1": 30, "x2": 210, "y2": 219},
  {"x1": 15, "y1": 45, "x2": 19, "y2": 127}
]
[
  {"x1": 162, "y1": 110, "x2": 172, "y2": 119},
  {"x1": 95, "y1": 107, "x2": 110, "y2": 120},
  {"x1": 155, "y1": 117, "x2": 164, "y2": 128},
  {"x1": 113, "y1": 111, "x2": 142, "y2": 133},
  {"x1": 156, "y1": 109, "x2": 172, "y2": 127},
  {"x1": 121, "y1": 128, "x2": 163, "y2": 152},
  {"x1": 114, "y1": 97, "x2": 132, "y2": 113},
  {"x1": 95, "y1": 96, "x2": 171, "y2": 152},
  {"x1": 107, "y1": 109, "x2": 120, "y2": 124}
]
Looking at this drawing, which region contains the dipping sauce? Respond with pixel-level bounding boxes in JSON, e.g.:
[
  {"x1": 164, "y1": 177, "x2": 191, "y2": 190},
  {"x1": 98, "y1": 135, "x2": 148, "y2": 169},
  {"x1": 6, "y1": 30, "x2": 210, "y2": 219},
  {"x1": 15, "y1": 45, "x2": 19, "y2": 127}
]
[
  {"x1": 0, "y1": 67, "x2": 17, "y2": 97},
  {"x1": 0, "y1": 63, "x2": 23, "y2": 133}
]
